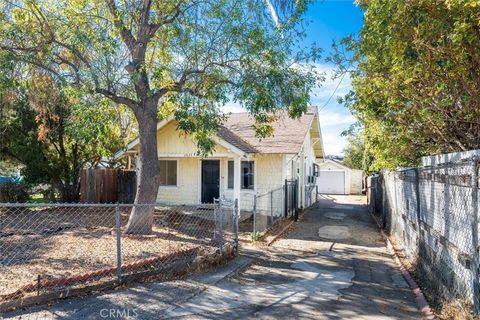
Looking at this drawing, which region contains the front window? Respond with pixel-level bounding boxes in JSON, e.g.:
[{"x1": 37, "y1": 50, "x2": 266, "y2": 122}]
[
  {"x1": 228, "y1": 160, "x2": 255, "y2": 190},
  {"x1": 159, "y1": 160, "x2": 177, "y2": 186},
  {"x1": 228, "y1": 161, "x2": 234, "y2": 189},
  {"x1": 241, "y1": 161, "x2": 254, "y2": 189}
]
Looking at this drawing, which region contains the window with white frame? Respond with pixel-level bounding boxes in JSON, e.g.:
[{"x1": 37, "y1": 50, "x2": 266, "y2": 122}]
[
  {"x1": 228, "y1": 161, "x2": 234, "y2": 189},
  {"x1": 228, "y1": 160, "x2": 254, "y2": 190},
  {"x1": 159, "y1": 160, "x2": 177, "y2": 186}
]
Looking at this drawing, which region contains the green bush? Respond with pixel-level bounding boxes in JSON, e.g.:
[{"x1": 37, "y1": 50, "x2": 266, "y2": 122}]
[{"x1": 0, "y1": 182, "x2": 30, "y2": 203}]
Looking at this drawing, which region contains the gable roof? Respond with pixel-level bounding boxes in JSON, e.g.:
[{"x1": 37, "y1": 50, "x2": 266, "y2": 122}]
[
  {"x1": 318, "y1": 159, "x2": 351, "y2": 171},
  {"x1": 114, "y1": 107, "x2": 322, "y2": 159},
  {"x1": 219, "y1": 107, "x2": 318, "y2": 154}
]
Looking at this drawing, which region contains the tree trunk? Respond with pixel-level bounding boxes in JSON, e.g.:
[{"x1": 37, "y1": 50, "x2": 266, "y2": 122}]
[{"x1": 124, "y1": 103, "x2": 160, "y2": 234}]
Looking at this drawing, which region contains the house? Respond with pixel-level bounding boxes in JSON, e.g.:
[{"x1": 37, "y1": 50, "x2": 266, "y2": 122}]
[
  {"x1": 115, "y1": 107, "x2": 324, "y2": 211},
  {"x1": 316, "y1": 159, "x2": 363, "y2": 195}
]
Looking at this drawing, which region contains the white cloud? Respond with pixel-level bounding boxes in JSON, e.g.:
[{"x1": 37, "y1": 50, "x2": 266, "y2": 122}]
[
  {"x1": 218, "y1": 62, "x2": 355, "y2": 156},
  {"x1": 310, "y1": 63, "x2": 352, "y2": 107},
  {"x1": 321, "y1": 130, "x2": 347, "y2": 156},
  {"x1": 318, "y1": 108, "x2": 355, "y2": 127},
  {"x1": 317, "y1": 108, "x2": 355, "y2": 156}
]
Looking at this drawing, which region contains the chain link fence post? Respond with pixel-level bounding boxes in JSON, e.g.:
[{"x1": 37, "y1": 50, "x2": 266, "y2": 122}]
[
  {"x1": 253, "y1": 194, "x2": 257, "y2": 240},
  {"x1": 270, "y1": 190, "x2": 274, "y2": 227},
  {"x1": 381, "y1": 173, "x2": 387, "y2": 229},
  {"x1": 234, "y1": 198, "x2": 239, "y2": 254},
  {"x1": 414, "y1": 168, "x2": 422, "y2": 228},
  {"x1": 294, "y1": 180, "x2": 299, "y2": 222},
  {"x1": 115, "y1": 205, "x2": 122, "y2": 283},
  {"x1": 471, "y1": 158, "x2": 479, "y2": 316},
  {"x1": 219, "y1": 202, "x2": 224, "y2": 250},
  {"x1": 393, "y1": 172, "x2": 399, "y2": 230}
]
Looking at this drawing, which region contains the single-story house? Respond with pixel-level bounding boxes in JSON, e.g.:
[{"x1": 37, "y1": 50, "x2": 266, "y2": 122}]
[
  {"x1": 316, "y1": 159, "x2": 363, "y2": 195},
  {"x1": 115, "y1": 107, "x2": 324, "y2": 211}
]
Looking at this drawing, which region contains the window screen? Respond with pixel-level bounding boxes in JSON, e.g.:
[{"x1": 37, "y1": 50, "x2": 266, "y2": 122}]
[
  {"x1": 228, "y1": 160, "x2": 254, "y2": 189},
  {"x1": 228, "y1": 161, "x2": 234, "y2": 189},
  {"x1": 241, "y1": 161, "x2": 254, "y2": 189},
  {"x1": 159, "y1": 160, "x2": 177, "y2": 186}
]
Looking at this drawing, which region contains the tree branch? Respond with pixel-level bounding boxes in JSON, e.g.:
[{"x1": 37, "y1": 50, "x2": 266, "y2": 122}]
[
  {"x1": 94, "y1": 88, "x2": 138, "y2": 109},
  {"x1": 105, "y1": 0, "x2": 136, "y2": 53}
]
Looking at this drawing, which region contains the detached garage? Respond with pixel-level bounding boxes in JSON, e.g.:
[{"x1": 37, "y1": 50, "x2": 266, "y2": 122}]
[{"x1": 316, "y1": 159, "x2": 363, "y2": 195}]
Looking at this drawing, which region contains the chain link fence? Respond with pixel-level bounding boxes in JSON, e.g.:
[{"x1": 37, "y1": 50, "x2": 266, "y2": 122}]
[
  {"x1": 252, "y1": 186, "x2": 285, "y2": 240},
  {"x1": 367, "y1": 158, "x2": 480, "y2": 315},
  {"x1": 0, "y1": 200, "x2": 238, "y2": 311},
  {"x1": 249, "y1": 179, "x2": 317, "y2": 240}
]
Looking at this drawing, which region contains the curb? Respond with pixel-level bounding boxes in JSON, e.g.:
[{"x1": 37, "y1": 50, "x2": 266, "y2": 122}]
[
  {"x1": 370, "y1": 213, "x2": 435, "y2": 320},
  {"x1": 266, "y1": 220, "x2": 295, "y2": 246},
  {"x1": 211, "y1": 252, "x2": 259, "y2": 285},
  {"x1": 266, "y1": 210, "x2": 309, "y2": 247}
]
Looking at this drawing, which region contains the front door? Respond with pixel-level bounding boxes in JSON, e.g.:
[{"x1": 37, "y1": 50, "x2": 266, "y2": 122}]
[{"x1": 201, "y1": 160, "x2": 220, "y2": 203}]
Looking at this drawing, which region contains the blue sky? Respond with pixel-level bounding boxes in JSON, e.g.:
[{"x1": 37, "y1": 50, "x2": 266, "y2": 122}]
[
  {"x1": 303, "y1": 1, "x2": 364, "y2": 155},
  {"x1": 223, "y1": 1, "x2": 364, "y2": 156}
]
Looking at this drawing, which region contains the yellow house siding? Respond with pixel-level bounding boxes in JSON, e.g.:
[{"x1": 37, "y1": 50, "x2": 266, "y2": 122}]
[
  {"x1": 151, "y1": 120, "x2": 319, "y2": 208},
  {"x1": 255, "y1": 154, "x2": 284, "y2": 193},
  {"x1": 221, "y1": 154, "x2": 283, "y2": 211},
  {"x1": 252, "y1": 154, "x2": 284, "y2": 212},
  {"x1": 157, "y1": 121, "x2": 228, "y2": 156},
  {"x1": 156, "y1": 158, "x2": 199, "y2": 204}
]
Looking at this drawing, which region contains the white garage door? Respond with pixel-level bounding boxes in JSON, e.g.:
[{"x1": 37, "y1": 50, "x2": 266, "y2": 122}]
[{"x1": 317, "y1": 171, "x2": 345, "y2": 195}]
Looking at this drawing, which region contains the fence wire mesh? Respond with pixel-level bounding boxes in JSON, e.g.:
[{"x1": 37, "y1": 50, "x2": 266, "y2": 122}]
[
  {"x1": 0, "y1": 200, "x2": 237, "y2": 310},
  {"x1": 253, "y1": 187, "x2": 285, "y2": 240},
  {"x1": 367, "y1": 158, "x2": 480, "y2": 314}
]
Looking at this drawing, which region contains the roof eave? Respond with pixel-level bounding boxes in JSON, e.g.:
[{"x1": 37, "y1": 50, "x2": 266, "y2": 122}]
[{"x1": 114, "y1": 118, "x2": 248, "y2": 160}]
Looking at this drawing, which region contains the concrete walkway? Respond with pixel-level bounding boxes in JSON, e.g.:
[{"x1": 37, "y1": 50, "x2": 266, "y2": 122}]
[{"x1": 2, "y1": 195, "x2": 421, "y2": 319}]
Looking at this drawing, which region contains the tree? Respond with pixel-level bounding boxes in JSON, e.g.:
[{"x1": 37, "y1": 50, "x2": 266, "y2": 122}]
[
  {"x1": 333, "y1": 0, "x2": 480, "y2": 170},
  {"x1": 341, "y1": 127, "x2": 375, "y2": 174},
  {"x1": 0, "y1": 0, "x2": 321, "y2": 233},
  {"x1": 1, "y1": 66, "x2": 131, "y2": 202},
  {"x1": 342, "y1": 131, "x2": 364, "y2": 171}
]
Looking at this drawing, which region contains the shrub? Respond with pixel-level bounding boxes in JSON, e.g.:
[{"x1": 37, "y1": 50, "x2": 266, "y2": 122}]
[{"x1": 0, "y1": 182, "x2": 30, "y2": 203}]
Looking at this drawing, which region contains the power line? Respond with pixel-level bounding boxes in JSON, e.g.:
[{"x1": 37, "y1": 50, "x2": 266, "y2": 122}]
[{"x1": 317, "y1": 70, "x2": 349, "y2": 113}]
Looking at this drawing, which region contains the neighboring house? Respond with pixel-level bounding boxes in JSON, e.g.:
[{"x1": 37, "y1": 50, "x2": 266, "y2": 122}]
[
  {"x1": 316, "y1": 159, "x2": 363, "y2": 195},
  {"x1": 115, "y1": 108, "x2": 324, "y2": 211}
]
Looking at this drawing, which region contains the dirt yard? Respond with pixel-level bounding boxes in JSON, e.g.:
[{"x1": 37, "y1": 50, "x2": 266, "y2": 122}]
[{"x1": 0, "y1": 206, "x2": 217, "y2": 300}]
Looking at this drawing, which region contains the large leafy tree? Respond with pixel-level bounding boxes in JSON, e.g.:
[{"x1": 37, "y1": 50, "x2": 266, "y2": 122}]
[
  {"x1": 335, "y1": 0, "x2": 480, "y2": 171},
  {"x1": 1, "y1": 67, "x2": 131, "y2": 202},
  {"x1": 342, "y1": 130, "x2": 367, "y2": 172},
  {"x1": 0, "y1": 0, "x2": 318, "y2": 233},
  {"x1": 0, "y1": 0, "x2": 321, "y2": 233}
]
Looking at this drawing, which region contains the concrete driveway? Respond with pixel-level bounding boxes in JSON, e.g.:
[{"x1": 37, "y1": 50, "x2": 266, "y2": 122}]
[{"x1": 2, "y1": 195, "x2": 421, "y2": 319}]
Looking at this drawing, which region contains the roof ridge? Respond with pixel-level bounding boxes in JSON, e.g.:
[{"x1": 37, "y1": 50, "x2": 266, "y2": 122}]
[
  {"x1": 224, "y1": 107, "x2": 317, "y2": 116},
  {"x1": 217, "y1": 125, "x2": 258, "y2": 153}
]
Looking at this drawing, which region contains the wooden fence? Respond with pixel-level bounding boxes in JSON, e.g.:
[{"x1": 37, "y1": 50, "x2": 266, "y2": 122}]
[{"x1": 80, "y1": 169, "x2": 136, "y2": 203}]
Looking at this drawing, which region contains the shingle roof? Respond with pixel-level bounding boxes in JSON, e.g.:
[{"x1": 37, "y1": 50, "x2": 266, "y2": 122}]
[{"x1": 218, "y1": 108, "x2": 317, "y2": 154}]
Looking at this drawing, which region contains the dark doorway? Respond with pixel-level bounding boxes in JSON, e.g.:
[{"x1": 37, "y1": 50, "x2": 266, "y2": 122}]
[{"x1": 201, "y1": 160, "x2": 220, "y2": 203}]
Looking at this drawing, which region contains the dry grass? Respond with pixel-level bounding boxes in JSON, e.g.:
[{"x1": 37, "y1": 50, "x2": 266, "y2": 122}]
[
  {"x1": 436, "y1": 300, "x2": 473, "y2": 320},
  {"x1": 0, "y1": 207, "x2": 216, "y2": 299}
]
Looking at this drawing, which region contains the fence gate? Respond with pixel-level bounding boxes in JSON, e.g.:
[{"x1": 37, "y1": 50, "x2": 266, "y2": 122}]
[{"x1": 284, "y1": 179, "x2": 299, "y2": 221}]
